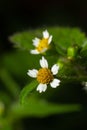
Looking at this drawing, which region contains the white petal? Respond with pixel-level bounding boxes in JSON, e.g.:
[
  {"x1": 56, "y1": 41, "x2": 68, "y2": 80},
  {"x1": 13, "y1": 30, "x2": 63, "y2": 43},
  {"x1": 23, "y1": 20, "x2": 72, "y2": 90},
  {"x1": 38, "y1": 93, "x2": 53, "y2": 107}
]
[
  {"x1": 40, "y1": 56, "x2": 48, "y2": 68},
  {"x1": 51, "y1": 64, "x2": 59, "y2": 75},
  {"x1": 36, "y1": 83, "x2": 47, "y2": 93},
  {"x1": 84, "y1": 82, "x2": 87, "y2": 87},
  {"x1": 30, "y1": 49, "x2": 40, "y2": 54},
  {"x1": 50, "y1": 78, "x2": 60, "y2": 88},
  {"x1": 83, "y1": 86, "x2": 87, "y2": 91},
  {"x1": 82, "y1": 82, "x2": 87, "y2": 91},
  {"x1": 48, "y1": 35, "x2": 52, "y2": 44},
  {"x1": 43, "y1": 30, "x2": 49, "y2": 39},
  {"x1": 32, "y1": 37, "x2": 40, "y2": 47},
  {"x1": 27, "y1": 69, "x2": 38, "y2": 78}
]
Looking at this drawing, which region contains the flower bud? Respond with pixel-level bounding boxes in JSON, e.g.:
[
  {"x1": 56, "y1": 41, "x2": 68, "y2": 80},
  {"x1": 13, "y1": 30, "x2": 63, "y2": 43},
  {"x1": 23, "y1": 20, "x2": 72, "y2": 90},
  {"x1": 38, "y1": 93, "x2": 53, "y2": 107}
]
[{"x1": 67, "y1": 46, "x2": 78, "y2": 60}]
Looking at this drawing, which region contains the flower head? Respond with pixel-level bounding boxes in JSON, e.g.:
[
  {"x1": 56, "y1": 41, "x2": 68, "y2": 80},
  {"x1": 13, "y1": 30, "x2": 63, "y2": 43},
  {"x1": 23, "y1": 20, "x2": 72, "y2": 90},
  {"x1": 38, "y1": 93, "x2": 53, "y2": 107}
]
[
  {"x1": 82, "y1": 81, "x2": 87, "y2": 91},
  {"x1": 27, "y1": 56, "x2": 60, "y2": 93},
  {"x1": 30, "y1": 30, "x2": 52, "y2": 54}
]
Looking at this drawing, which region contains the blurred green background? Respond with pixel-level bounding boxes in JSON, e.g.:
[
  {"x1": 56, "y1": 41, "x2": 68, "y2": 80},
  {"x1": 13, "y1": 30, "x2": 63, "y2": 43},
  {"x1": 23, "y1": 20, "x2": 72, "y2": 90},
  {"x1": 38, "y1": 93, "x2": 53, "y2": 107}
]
[{"x1": 0, "y1": 0, "x2": 87, "y2": 130}]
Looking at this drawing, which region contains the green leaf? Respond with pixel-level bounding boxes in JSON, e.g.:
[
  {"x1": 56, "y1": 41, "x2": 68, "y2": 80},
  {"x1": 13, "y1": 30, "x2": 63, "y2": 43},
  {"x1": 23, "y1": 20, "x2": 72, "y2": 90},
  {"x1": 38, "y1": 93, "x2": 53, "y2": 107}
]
[
  {"x1": 0, "y1": 118, "x2": 12, "y2": 130},
  {"x1": 9, "y1": 27, "x2": 86, "y2": 55},
  {"x1": 80, "y1": 40, "x2": 87, "y2": 58},
  {"x1": 48, "y1": 27, "x2": 86, "y2": 55},
  {"x1": 9, "y1": 31, "x2": 33, "y2": 49},
  {"x1": 9, "y1": 30, "x2": 41, "y2": 50},
  {"x1": 9, "y1": 98, "x2": 81, "y2": 119},
  {"x1": 20, "y1": 80, "x2": 38, "y2": 104},
  {"x1": 81, "y1": 40, "x2": 87, "y2": 50}
]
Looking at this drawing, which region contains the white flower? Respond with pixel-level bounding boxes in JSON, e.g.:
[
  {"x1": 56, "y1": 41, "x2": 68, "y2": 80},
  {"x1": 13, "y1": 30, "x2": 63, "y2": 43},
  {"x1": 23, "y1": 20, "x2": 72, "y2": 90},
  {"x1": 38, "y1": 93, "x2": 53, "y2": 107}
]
[
  {"x1": 82, "y1": 81, "x2": 87, "y2": 91},
  {"x1": 27, "y1": 56, "x2": 60, "y2": 93},
  {"x1": 30, "y1": 30, "x2": 52, "y2": 54}
]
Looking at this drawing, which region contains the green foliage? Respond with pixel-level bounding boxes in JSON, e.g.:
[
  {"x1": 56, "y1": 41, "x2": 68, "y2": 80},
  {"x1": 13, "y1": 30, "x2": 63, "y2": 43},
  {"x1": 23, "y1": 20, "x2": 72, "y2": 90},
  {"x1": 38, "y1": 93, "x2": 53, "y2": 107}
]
[
  {"x1": 1, "y1": 27, "x2": 87, "y2": 130},
  {"x1": 80, "y1": 41, "x2": 87, "y2": 59},
  {"x1": 9, "y1": 31, "x2": 34, "y2": 49},
  {"x1": 10, "y1": 27, "x2": 86, "y2": 55},
  {"x1": 20, "y1": 80, "x2": 38, "y2": 104},
  {"x1": 10, "y1": 98, "x2": 81, "y2": 118}
]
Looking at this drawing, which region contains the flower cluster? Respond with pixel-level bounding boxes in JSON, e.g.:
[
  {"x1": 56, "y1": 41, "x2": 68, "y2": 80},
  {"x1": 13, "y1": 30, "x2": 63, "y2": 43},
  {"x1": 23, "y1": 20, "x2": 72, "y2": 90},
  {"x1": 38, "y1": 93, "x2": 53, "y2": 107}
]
[{"x1": 27, "y1": 30, "x2": 61, "y2": 93}]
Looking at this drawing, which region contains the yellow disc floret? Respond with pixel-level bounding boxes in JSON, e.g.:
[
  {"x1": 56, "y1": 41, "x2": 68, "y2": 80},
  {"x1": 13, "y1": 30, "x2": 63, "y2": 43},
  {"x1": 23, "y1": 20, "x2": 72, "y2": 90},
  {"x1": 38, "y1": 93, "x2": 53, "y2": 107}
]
[
  {"x1": 36, "y1": 38, "x2": 49, "y2": 52},
  {"x1": 37, "y1": 68, "x2": 54, "y2": 84}
]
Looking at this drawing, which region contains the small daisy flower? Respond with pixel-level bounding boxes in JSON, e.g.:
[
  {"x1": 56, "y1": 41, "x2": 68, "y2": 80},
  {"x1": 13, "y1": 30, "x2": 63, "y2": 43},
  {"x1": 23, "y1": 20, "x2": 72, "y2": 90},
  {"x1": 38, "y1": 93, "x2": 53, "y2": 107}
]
[
  {"x1": 30, "y1": 30, "x2": 52, "y2": 54},
  {"x1": 82, "y1": 81, "x2": 87, "y2": 91},
  {"x1": 27, "y1": 56, "x2": 60, "y2": 93}
]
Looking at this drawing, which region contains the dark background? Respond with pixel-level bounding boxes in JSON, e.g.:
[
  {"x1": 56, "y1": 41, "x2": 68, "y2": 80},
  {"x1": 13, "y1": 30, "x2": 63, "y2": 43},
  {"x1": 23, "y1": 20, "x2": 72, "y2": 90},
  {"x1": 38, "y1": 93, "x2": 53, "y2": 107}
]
[
  {"x1": 0, "y1": 0, "x2": 87, "y2": 51},
  {"x1": 0, "y1": 0, "x2": 87, "y2": 129}
]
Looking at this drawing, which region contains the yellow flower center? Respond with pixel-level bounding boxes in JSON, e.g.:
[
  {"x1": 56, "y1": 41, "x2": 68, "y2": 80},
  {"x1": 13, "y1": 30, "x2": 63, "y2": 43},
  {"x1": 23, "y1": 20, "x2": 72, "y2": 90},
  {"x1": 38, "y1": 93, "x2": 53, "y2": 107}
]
[
  {"x1": 37, "y1": 68, "x2": 54, "y2": 84},
  {"x1": 36, "y1": 38, "x2": 49, "y2": 52}
]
